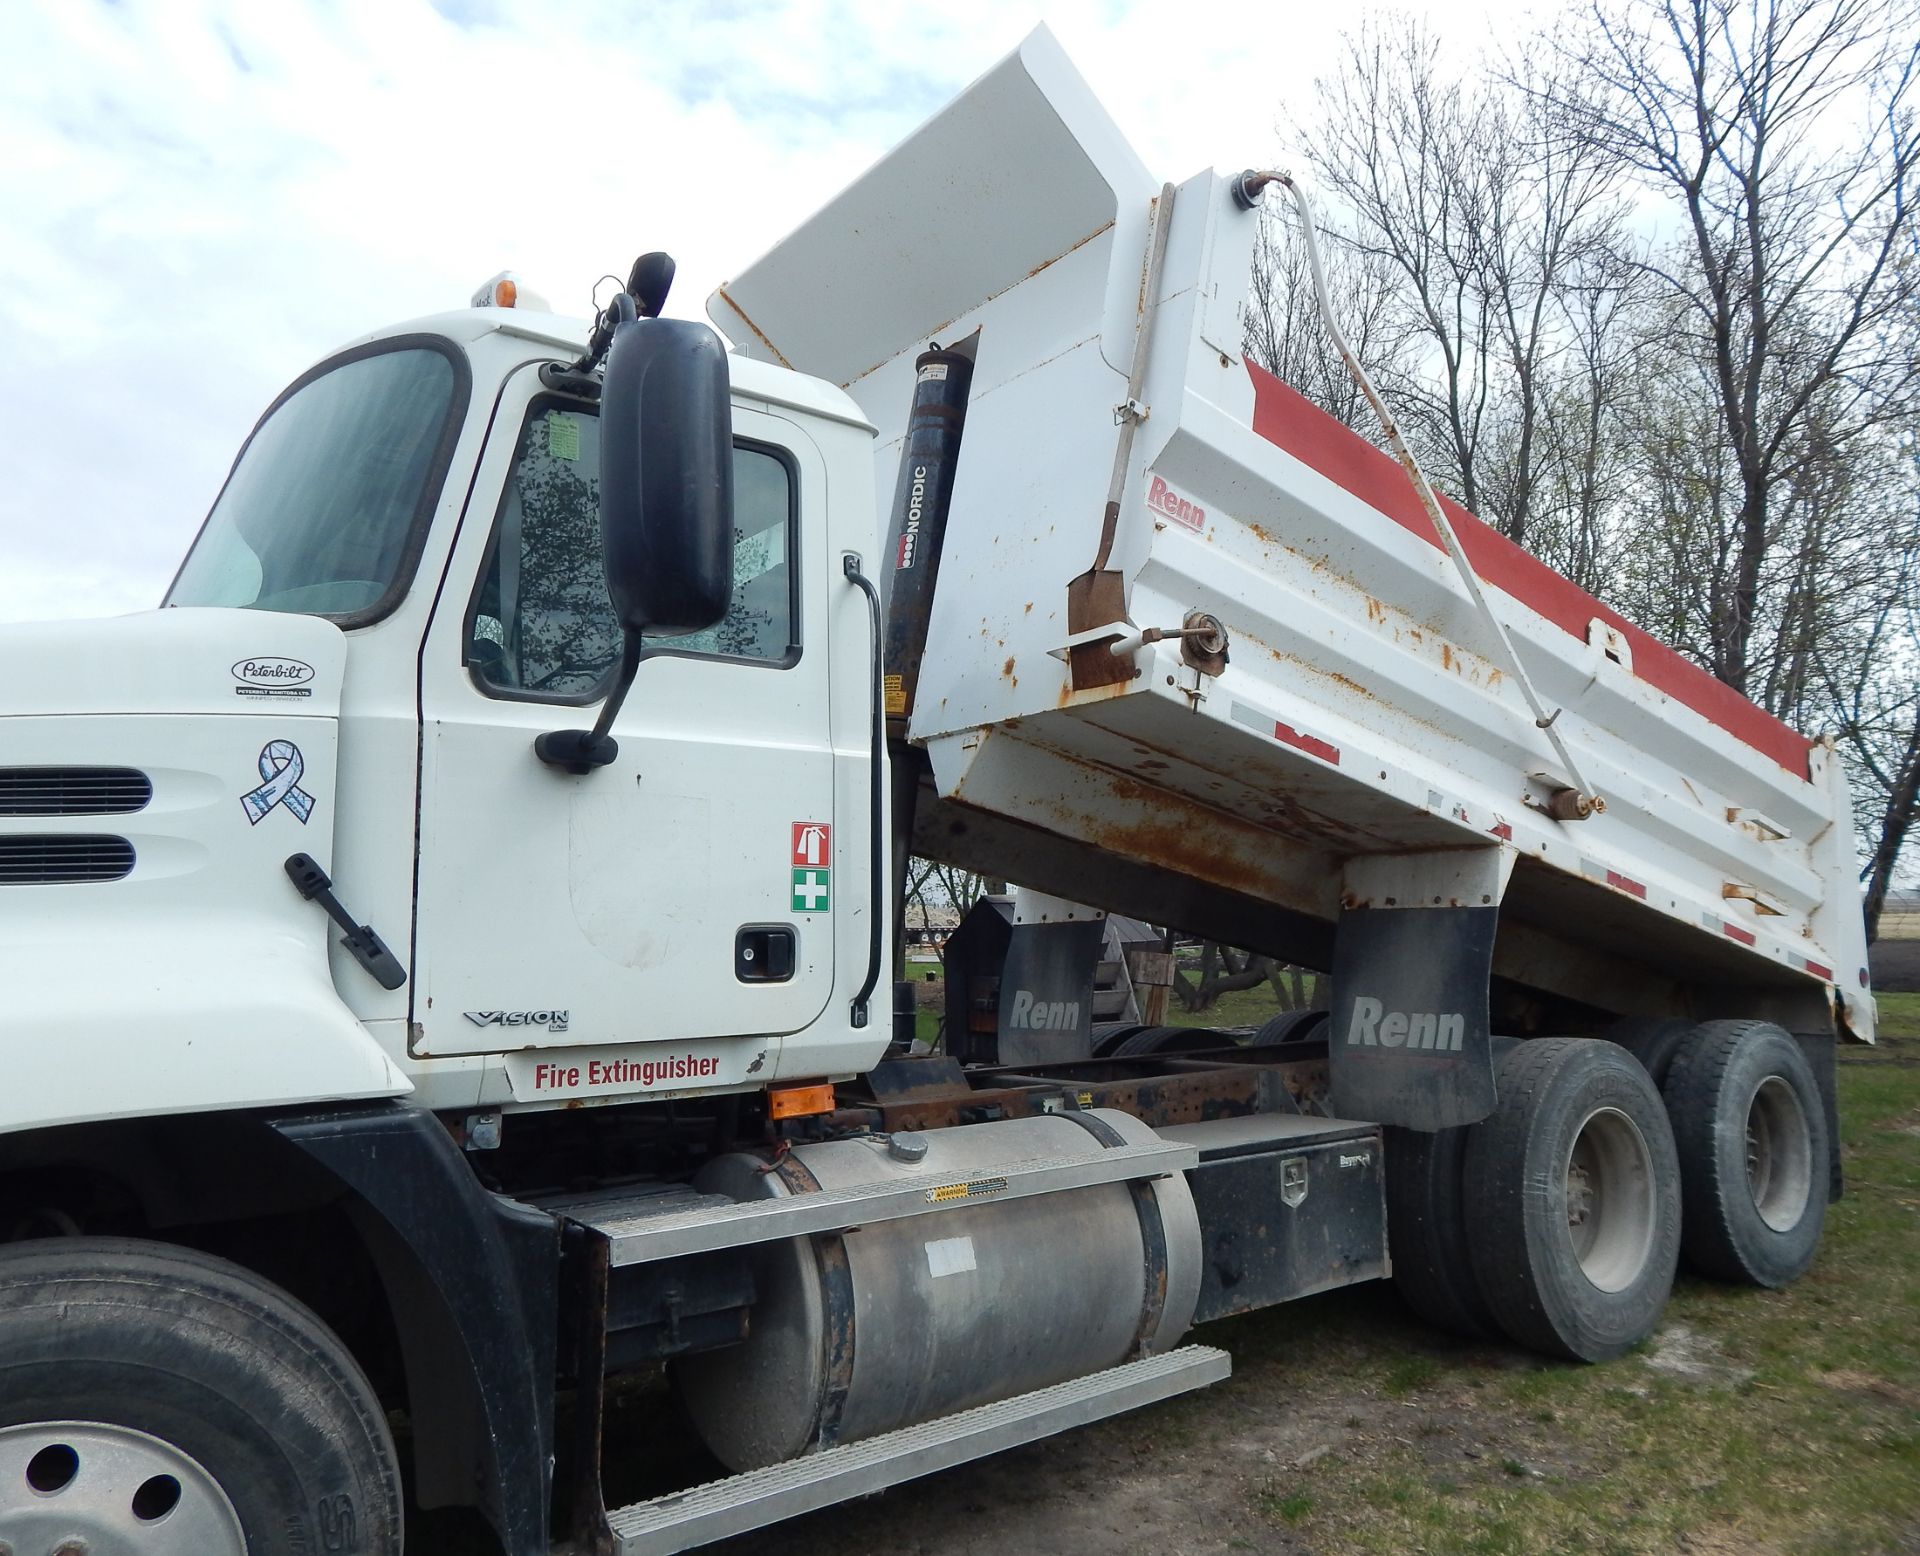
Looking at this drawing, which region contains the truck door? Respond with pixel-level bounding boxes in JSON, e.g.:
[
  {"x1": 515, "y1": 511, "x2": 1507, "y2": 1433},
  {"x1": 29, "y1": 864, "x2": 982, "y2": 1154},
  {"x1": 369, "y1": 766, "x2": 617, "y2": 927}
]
[{"x1": 411, "y1": 364, "x2": 837, "y2": 1065}]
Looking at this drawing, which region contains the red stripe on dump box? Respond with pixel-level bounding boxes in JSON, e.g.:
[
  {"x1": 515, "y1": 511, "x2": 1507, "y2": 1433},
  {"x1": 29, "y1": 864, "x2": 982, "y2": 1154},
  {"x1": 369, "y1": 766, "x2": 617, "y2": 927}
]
[
  {"x1": 1722, "y1": 922, "x2": 1758, "y2": 946},
  {"x1": 1804, "y1": 959, "x2": 1833, "y2": 981},
  {"x1": 1274, "y1": 722, "x2": 1340, "y2": 765},
  {"x1": 1245, "y1": 362, "x2": 1814, "y2": 781},
  {"x1": 1605, "y1": 870, "x2": 1648, "y2": 899}
]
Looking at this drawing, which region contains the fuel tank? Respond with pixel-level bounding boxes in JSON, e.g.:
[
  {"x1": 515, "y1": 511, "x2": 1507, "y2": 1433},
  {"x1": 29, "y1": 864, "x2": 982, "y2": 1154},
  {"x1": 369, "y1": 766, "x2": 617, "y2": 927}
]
[{"x1": 673, "y1": 1108, "x2": 1201, "y2": 1470}]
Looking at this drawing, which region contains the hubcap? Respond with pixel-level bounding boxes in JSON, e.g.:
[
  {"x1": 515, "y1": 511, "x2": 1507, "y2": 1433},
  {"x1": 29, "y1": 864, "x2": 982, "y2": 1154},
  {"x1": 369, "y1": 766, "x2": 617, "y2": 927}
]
[
  {"x1": 1746, "y1": 1075, "x2": 1813, "y2": 1232},
  {"x1": 1563, "y1": 1106, "x2": 1657, "y2": 1293},
  {"x1": 0, "y1": 1422, "x2": 246, "y2": 1555}
]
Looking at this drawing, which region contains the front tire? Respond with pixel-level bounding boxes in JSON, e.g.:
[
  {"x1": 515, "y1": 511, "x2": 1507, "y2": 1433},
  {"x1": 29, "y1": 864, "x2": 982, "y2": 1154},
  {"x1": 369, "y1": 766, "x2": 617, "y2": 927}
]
[{"x1": 0, "y1": 1237, "x2": 402, "y2": 1554}]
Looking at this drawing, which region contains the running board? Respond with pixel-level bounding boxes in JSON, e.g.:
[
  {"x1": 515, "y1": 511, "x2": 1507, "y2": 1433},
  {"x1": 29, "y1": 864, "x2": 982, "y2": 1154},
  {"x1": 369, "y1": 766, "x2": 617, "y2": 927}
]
[
  {"x1": 608, "y1": 1344, "x2": 1231, "y2": 1554},
  {"x1": 577, "y1": 1138, "x2": 1198, "y2": 1266}
]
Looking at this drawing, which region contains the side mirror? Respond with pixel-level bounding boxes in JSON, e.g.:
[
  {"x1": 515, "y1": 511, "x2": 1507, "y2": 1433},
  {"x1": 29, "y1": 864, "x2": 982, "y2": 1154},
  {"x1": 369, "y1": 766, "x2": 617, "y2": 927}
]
[
  {"x1": 600, "y1": 313, "x2": 734, "y2": 637},
  {"x1": 534, "y1": 307, "x2": 733, "y2": 775}
]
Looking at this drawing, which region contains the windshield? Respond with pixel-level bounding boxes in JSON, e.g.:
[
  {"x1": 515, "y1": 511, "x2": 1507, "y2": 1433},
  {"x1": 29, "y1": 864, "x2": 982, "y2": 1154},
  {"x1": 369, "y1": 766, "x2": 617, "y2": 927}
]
[{"x1": 166, "y1": 341, "x2": 464, "y2": 622}]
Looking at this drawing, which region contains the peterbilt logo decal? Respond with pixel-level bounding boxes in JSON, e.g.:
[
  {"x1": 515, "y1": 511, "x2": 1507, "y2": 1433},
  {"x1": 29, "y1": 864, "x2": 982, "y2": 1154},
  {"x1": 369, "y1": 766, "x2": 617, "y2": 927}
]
[
  {"x1": 1146, "y1": 474, "x2": 1206, "y2": 531},
  {"x1": 1345, "y1": 997, "x2": 1464, "y2": 1052},
  {"x1": 232, "y1": 657, "x2": 315, "y2": 699},
  {"x1": 466, "y1": 1009, "x2": 570, "y2": 1033}
]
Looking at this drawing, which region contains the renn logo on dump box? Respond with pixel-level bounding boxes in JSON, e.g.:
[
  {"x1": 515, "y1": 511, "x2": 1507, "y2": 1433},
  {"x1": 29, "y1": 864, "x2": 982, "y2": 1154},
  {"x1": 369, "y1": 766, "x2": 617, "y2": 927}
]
[{"x1": 1146, "y1": 474, "x2": 1206, "y2": 531}]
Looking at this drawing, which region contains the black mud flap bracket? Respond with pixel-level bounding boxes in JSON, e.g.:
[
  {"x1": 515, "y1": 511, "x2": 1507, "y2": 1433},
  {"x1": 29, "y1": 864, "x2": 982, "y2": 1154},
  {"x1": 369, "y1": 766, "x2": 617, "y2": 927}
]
[{"x1": 1328, "y1": 848, "x2": 1513, "y2": 1132}]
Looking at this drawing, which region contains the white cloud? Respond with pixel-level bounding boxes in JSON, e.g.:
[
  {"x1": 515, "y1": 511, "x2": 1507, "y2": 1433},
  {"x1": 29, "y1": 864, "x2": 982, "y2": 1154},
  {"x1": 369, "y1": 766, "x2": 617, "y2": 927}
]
[{"x1": 0, "y1": 0, "x2": 1532, "y2": 622}]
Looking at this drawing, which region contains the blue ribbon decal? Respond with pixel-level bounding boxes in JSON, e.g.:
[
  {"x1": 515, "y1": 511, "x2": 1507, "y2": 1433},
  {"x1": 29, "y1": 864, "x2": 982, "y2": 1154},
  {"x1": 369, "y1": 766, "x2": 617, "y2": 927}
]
[{"x1": 240, "y1": 739, "x2": 316, "y2": 826}]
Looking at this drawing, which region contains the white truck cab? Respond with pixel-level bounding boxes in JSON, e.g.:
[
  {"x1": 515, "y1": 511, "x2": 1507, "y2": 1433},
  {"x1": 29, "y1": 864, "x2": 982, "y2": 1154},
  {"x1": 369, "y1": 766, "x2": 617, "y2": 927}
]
[{"x1": 2, "y1": 307, "x2": 894, "y2": 1137}]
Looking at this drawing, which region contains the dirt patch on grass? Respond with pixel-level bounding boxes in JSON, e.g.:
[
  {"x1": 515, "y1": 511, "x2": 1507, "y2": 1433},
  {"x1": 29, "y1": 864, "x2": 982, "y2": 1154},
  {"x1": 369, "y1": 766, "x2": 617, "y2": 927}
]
[{"x1": 1642, "y1": 1322, "x2": 1755, "y2": 1388}]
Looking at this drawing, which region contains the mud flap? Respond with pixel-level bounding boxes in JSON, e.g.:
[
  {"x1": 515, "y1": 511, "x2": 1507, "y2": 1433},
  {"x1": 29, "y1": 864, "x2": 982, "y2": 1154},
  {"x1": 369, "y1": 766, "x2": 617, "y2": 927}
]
[
  {"x1": 941, "y1": 891, "x2": 1104, "y2": 1065},
  {"x1": 1328, "y1": 850, "x2": 1511, "y2": 1131},
  {"x1": 998, "y1": 910, "x2": 1105, "y2": 1065}
]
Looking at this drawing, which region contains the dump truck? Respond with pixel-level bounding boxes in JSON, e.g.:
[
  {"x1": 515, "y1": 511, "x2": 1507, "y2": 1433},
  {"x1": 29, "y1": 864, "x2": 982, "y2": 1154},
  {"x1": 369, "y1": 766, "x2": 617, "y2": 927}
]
[{"x1": 0, "y1": 26, "x2": 1874, "y2": 1556}]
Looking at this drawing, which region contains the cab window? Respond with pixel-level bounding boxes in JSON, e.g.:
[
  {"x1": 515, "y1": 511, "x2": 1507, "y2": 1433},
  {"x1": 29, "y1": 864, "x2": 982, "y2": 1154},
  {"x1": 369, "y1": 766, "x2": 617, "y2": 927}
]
[{"x1": 467, "y1": 400, "x2": 797, "y2": 700}]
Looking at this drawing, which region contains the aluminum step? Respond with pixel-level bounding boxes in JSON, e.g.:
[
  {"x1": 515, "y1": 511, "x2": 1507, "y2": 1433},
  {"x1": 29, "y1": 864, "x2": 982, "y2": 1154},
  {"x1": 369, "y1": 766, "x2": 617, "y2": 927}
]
[
  {"x1": 608, "y1": 1344, "x2": 1231, "y2": 1554},
  {"x1": 580, "y1": 1138, "x2": 1198, "y2": 1266}
]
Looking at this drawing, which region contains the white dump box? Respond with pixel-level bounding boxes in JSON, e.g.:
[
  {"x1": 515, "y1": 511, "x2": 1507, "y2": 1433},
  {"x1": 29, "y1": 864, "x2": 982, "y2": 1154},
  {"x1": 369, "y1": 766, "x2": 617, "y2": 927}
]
[{"x1": 709, "y1": 26, "x2": 1874, "y2": 1051}]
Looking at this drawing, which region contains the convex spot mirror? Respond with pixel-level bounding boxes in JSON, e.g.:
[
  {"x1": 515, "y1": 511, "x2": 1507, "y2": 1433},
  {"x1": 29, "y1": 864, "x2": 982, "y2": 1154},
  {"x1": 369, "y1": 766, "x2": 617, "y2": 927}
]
[{"x1": 600, "y1": 316, "x2": 733, "y2": 637}]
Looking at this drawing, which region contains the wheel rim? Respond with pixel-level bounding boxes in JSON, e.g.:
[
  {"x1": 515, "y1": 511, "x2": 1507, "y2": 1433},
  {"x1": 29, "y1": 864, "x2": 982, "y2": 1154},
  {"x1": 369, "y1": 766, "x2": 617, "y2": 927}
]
[
  {"x1": 1562, "y1": 1106, "x2": 1657, "y2": 1293},
  {"x1": 0, "y1": 1421, "x2": 246, "y2": 1555},
  {"x1": 1746, "y1": 1074, "x2": 1813, "y2": 1232}
]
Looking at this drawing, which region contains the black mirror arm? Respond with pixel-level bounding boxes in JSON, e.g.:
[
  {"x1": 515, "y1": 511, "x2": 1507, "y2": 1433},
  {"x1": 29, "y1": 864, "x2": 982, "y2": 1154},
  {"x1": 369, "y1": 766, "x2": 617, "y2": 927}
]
[
  {"x1": 575, "y1": 290, "x2": 637, "y2": 375},
  {"x1": 534, "y1": 630, "x2": 642, "y2": 775}
]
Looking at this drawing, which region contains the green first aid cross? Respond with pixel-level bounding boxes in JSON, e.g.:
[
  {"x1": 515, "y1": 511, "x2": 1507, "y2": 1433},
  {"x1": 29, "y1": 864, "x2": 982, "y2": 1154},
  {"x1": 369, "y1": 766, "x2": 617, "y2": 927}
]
[{"x1": 792, "y1": 868, "x2": 830, "y2": 912}]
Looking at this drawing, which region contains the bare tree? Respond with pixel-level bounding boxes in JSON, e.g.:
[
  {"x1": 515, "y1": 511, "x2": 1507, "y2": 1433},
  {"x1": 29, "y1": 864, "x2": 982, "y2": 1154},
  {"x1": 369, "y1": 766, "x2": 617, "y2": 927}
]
[
  {"x1": 902, "y1": 858, "x2": 988, "y2": 969},
  {"x1": 1560, "y1": 0, "x2": 1920, "y2": 697},
  {"x1": 1292, "y1": 22, "x2": 1498, "y2": 511},
  {"x1": 1822, "y1": 485, "x2": 1920, "y2": 938},
  {"x1": 1530, "y1": 243, "x2": 1651, "y2": 589},
  {"x1": 1244, "y1": 204, "x2": 1406, "y2": 433},
  {"x1": 1284, "y1": 22, "x2": 1631, "y2": 554}
]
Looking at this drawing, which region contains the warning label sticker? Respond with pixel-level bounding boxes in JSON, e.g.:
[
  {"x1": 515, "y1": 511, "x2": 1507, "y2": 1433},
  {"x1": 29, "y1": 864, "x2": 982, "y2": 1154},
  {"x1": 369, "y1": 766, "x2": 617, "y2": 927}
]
[{"x1": 791, "y1": 822, "x2": 830, "y2": 913}]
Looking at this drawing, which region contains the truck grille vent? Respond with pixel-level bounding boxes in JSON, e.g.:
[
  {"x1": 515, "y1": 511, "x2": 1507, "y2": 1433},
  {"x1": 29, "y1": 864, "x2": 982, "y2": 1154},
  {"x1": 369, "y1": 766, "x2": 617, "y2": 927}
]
[
  {"x1": 0, "y1": 835, "x2": 137, "y2": 883},
  {"x1": 0, "y1": 767, "x2": 153, "y2": 816}
]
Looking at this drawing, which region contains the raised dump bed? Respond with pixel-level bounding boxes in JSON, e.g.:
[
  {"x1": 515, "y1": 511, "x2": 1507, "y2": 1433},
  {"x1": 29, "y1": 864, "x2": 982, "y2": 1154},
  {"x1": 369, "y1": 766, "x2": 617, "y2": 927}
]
[{"x1": 710, "y1": 28, "x2": 1872, "y2": 1062}]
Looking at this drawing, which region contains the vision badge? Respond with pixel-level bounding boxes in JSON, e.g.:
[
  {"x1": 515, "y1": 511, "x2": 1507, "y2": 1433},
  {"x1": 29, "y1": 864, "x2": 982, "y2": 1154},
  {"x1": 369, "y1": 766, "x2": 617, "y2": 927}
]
[{"x1": 240, "y1": 739, "x2": 316, "y2": 826}]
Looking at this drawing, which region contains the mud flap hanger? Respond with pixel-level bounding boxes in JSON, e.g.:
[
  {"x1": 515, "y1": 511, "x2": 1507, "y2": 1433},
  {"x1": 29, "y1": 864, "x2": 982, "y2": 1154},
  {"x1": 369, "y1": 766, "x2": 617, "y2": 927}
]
[{"x1": 1329, "y1": 848, "x2": 1516, "y2": 1132}]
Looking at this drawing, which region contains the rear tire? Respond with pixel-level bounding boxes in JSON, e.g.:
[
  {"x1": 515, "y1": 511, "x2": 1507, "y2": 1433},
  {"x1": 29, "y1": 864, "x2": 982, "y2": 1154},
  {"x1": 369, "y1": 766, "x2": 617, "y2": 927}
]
[
  {"x1": 1607, "y1": 1016, "x2": 1697, "y2": 1087},
  {"x1": 0, "y1": 1237, "x2": 403, "y2": 1554},
  {"x1": 1464, "y1": 1038, "x2": 1680, "y2": 1361},
  {"x1": 1108, "y1": 1024, "x2": 1216, "y2": 1056},
  {"x1": 1663, "y1": 1020, "x2": 1828, "y2": 1287},
  {"x1": 1385, "y1": 1037, "x2": 1519, "y2": 1340},
  {"x1": 1252, "y1": 1010, "x2": 1327, "y2": 1047}
]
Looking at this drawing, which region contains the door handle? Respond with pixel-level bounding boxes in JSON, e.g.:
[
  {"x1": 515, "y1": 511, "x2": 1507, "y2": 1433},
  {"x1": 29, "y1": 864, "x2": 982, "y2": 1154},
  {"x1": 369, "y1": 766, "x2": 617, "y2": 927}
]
[{"x1": 736, "y1": 925, "x2": 797, "y2": 983}]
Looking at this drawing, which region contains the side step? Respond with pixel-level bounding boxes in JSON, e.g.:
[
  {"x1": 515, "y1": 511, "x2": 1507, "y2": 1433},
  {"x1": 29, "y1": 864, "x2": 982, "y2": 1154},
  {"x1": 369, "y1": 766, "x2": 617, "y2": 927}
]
[
  {"x1": 577, "y1": 1138, "x2": 1198, "y2": 1266},
  {"x1": 608, "y1": 1344, "x2": 1231, "y2": 1554}
]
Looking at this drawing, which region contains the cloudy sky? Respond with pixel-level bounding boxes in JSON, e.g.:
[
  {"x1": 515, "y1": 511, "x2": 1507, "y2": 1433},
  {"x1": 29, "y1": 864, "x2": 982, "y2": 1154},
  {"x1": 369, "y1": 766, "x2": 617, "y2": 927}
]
[{"x1": 0, "y1": 0, "x2": 1532, "y2": 622}]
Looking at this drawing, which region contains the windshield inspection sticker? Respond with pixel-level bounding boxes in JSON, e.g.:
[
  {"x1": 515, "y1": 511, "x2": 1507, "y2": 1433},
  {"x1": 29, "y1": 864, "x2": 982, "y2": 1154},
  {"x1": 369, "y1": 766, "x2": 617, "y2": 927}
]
[
  {"x1": 546, "y1": 412, "x2": 581, "y2": 461},
  {"x1": 240, "y1": 739, "x2": 315, "y2": 825},
  {"x1": 231, "y1": 657, "x2": 315, "y2": 699}
]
